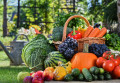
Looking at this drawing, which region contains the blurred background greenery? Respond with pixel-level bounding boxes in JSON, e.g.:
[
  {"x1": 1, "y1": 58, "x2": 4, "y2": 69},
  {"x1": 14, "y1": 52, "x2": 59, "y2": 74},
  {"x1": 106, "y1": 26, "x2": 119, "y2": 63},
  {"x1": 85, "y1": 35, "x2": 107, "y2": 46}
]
[{"x1": 0, "y1": 0, "x2": 119, "y2": 50}]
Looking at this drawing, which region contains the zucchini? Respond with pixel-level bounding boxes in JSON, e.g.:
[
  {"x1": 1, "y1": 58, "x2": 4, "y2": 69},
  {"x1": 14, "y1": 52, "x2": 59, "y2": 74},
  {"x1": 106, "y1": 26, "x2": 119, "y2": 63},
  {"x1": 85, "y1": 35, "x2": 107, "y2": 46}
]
[
  {"x1": 92, "y1": 74, "x2": 98, "y2": 80},
  {"x1": 89, "y1": 66, "x2": 99, "y2": 74},
  {"x1": 82, "y1": 68, "x2": 93, "y2": 82},
  {"x1": 78, "y1": 73, "x2": 84, "y2": 81},
  {"x1": 98, "y1": 74, "x2": 104, "y2": 80},
  {"x1": 104, "y1": 73, "x2": 111, "y2": 80}
]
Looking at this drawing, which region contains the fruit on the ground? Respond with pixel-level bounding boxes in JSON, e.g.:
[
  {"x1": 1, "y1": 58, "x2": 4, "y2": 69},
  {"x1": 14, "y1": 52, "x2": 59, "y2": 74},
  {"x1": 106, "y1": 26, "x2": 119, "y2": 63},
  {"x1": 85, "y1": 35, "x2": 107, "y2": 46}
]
[
  {"x1": 32, "y1": 77, "x2": 43, "y2": 83},
  {"x1": 102, "y1": 51, "x2": 112, "y2": 59},
  {"x1": 78, "y1": 73, "x2": 84, "y2": 81},
  {"x1": 64, "y1": 74, "x2": 73, "y2": 81},
  {"x1": 98, "y1": 74, "x2": 104, "y2": 80},
  {"x1": 31, "y1": 73, "x2": 36, "y2": 77},
  {"x1": 34, "y1": 71, "x2": 43, "y2": 79},
  {"x1": 58, "y1": 37, "x2": 78, "y2": 60},
  {"x1": 65, "y1": 62, "x2": 72, "y2": 74},
  {"x1": 32, "y1": 71, "x2": 44, "y2": 83},
  {"x1": 44, "y1": 51, "x2": 67, "y2": 68},
  {"x1": 89, "y1": 66, "x2": 99, "y2": 75},
  {"x1": 96, "y1": 57, "x2": 106, "y2": 67},
  {"x1": 111, "y1": 58, "x2": 120, "y2": 67},
  {"x1": 115, "y1": 54, "x2": 120, "y2": 60},
  {"x1": 53, "y1": 63, "x2": 67, "y2": 81},
  {"x1": 22, "y1": 34, "x2": 56, "y2": 71},
  {"x1": 71, "y1": 52, "x2": 97, "y2": 71},
  {"x1": 104, "y1": 73, "x2": 111, "y2": 80},
  {"x1": 89, "y1": 44, "x2": 110, "y2": 57},
  {"x1": 17, "y1": 72, "x2": 30, "y2": 83},
  {"x1": 23, "y1": 76, "x2": 33, "y2": 83},
  {"x1": 45, "y1": 67, "x2": 54, "y2": 73},
  {"x1": 43, "y1": 70, "x2": 53, "y2": 81},
  {"x1": 92, "y1": 74, "x2": 98, "y2": 80},
  {"x1": 113, "y1": 66, "x2": 120, "y2": 77},
  {"x1": 71, "y1": 68, "x2": 80, "y2": 77},
  {"x1": 102, "y1": 60, "x2": 115, "y2": 72},
  {"x1": 82, "y1": 68, "x2": 93, "y2": 82},
  {"x1": 99, "y1": 68, "x2": 105, "y2": 74}
]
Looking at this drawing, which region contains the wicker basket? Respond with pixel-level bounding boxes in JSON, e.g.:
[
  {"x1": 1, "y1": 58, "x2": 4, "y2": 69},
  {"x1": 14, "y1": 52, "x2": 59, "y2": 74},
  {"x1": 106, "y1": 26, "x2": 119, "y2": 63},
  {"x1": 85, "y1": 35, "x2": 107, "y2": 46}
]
[
  {"x1": 53, "y1": 15, "x2": 105, "y2": 51},
  {"x1": 77, "y1": 37, "x2": 105, "y2": 52}
]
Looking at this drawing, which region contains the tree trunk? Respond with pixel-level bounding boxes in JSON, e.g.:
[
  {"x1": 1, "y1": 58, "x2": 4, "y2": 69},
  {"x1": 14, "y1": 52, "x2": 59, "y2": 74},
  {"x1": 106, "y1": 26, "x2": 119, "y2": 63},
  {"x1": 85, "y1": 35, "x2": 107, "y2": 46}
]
[
  {"x1": 3, "y1": 0, "x2": 7, "y2": 37},
  {"x1": 117, "y1": 0, "x2": 120, "y2": 34}
]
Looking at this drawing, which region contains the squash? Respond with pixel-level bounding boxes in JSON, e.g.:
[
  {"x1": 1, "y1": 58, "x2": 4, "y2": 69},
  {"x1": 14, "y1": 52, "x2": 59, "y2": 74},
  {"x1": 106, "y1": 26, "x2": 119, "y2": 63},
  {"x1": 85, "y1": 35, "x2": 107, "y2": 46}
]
[
  {"x1": 71, "y1": 44, "x2": 97, "y2": 71},
  {"x1": 53, "y1": 61, "x2": 72, "y2": 81}
]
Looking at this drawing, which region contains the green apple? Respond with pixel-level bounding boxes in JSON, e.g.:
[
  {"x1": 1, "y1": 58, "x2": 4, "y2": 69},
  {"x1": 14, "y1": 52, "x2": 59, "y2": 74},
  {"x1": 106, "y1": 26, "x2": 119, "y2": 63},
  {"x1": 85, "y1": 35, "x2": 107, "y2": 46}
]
[{"x1": 17, "y1": 72, "x2": 30, "y2": 83}]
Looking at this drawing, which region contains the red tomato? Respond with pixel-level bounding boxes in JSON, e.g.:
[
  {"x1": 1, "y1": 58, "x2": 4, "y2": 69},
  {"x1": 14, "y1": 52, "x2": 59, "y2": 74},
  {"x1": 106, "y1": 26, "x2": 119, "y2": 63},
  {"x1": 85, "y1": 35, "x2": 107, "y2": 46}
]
[
  {"x1": 109, "y1": 55, "x2": 114, "y2": 60},
  {"x1": 102, "y1": 51, "x2": 112, "y2": 59},
  {"x1": 113, "y1": 66, "x2": 120, "y2": 77},
  {"x1": 102, "y1": 60, "x2": 115, "y2": 72},
  {"x1": 110, "y1": 72, "x2": 119, "y2": 79},
  {"x1": 96, "y1": 57, "x2": 106, "y2": 67},
  {"x1": 111, "y1": 58, "x2": 120, "y2": 67},
  {"x1": 116, "y1": 54, "x2": 120, "y2": 60}
]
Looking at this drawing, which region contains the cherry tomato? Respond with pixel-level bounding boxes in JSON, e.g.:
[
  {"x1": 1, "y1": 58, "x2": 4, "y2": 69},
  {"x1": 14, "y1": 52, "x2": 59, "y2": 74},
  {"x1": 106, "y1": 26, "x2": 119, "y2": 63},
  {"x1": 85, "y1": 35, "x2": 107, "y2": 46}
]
[
  {"x1": 102, "y1": 51, "x2": 112, "y2": 59},
  {"x1": 96, "y1": 57, "x2": 106, "y2": 67},
  {"x1": 102, "y1": 60, "x2": 115, "y2": 72},
  {"x1": 113, "y1": 66, "x2": 120, "y2": 77},
  {"x1": 111, "y1": 58, "x2": 120, "y2": 67}
]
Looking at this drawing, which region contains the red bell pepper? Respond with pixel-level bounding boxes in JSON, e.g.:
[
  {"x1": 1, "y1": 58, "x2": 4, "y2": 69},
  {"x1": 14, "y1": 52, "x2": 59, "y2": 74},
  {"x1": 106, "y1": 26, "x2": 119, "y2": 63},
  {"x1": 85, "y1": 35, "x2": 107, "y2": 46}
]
[{"x1": 67, "y1": 26, "x2": 82, "y2": 40}]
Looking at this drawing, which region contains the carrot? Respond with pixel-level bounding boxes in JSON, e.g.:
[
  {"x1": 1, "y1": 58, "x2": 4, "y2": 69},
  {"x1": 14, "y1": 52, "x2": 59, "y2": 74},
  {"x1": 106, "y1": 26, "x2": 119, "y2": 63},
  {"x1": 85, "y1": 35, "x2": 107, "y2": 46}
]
[
  {"x1": 88, "y1": 28, "x2": 100, "y2": 37},
  {"x1": 96, "y1": 27, "x2": 107, "y2": 37},
  {"x1": 83, "y1": 26, "x2": 93, "y2": 38}
]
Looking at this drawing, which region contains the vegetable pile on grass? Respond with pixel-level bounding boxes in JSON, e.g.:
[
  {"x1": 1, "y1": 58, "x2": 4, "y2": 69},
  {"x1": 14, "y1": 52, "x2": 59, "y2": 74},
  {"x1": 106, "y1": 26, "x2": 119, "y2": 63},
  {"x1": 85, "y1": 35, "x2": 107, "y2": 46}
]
[
  {"x1": 22, "y1": 34, "x2": 56, "y2": 71},
  {"x1": 18, "y1": 19, "x2": 120, "y2": 83}
]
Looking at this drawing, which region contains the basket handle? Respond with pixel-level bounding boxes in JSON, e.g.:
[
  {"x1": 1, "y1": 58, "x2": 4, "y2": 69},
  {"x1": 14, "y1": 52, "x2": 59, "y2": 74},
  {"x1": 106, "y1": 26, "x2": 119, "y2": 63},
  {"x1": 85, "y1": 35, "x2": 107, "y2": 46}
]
[{"x1": 62, "y1": 15, "x2": 90, "y2": 41}]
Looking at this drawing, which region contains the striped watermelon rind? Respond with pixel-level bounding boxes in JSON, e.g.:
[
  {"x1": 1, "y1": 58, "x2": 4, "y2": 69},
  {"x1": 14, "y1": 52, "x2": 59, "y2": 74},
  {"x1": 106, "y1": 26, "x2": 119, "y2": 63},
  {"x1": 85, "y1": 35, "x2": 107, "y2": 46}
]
[{"x1": 44, "y1": 51, "x2": 67, "y2": 68}]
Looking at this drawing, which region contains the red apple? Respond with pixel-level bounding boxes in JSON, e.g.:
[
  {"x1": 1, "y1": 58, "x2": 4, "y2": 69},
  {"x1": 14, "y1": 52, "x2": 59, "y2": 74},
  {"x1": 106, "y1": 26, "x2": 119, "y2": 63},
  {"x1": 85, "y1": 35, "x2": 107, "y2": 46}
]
[
  {"x1": 43, "y1": 70, "x2": 53, "y2": 81},
  {"x1": 23, "y1": 76, "x2": 33, "y2": 83},
  {"x1": 34, "y1": 71, "x2": 43, "y2": 79},
  {"x1": 32, "y1": 71, "x2": 44, "y2": 83},
  {"x1": 32, "y1": 77, "x2": 44, "y2": 83}
]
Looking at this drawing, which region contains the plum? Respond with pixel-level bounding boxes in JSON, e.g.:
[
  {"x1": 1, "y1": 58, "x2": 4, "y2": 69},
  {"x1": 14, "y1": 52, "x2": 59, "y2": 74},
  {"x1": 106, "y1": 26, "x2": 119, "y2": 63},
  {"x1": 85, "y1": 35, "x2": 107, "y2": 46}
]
[{"x1": 23, "y1": 76, "x2": 33, "y2": 83}]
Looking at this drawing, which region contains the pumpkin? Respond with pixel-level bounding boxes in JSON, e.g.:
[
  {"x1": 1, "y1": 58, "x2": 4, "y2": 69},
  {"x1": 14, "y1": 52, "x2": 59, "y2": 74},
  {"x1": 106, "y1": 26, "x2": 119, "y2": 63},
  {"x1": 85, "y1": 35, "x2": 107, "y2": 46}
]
[
  {"x1": 53, "y1": 61, "x2": 72, "y2": 81},
  {"x1": 71, "y1": 44, "x2": 97, "y2": 71}
]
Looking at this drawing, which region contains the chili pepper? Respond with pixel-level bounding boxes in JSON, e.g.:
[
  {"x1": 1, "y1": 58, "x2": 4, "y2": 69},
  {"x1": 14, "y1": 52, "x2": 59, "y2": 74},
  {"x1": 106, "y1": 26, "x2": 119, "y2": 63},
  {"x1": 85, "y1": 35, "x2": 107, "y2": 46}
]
[{"x1": 67, "y1": 26, "x2": 82, "y2": 40}]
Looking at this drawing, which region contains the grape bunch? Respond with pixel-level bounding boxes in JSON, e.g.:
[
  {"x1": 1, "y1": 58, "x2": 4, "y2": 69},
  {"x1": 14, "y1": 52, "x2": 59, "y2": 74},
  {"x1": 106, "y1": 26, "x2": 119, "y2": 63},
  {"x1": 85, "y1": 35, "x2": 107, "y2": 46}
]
[
  {"x1": 89, "y1": 44, "x2": 110, "y2": 57},
  {"x1": 58, "y1": 37, "x2": 78, "y2": 60}
]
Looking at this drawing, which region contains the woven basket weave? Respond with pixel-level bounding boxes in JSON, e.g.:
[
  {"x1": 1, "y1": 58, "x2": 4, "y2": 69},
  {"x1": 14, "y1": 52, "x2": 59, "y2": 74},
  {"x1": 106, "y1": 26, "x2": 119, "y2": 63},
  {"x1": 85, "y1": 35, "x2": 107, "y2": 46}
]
[{"x1": 53, "y1": 15, "x2": 105, "y2": 52}]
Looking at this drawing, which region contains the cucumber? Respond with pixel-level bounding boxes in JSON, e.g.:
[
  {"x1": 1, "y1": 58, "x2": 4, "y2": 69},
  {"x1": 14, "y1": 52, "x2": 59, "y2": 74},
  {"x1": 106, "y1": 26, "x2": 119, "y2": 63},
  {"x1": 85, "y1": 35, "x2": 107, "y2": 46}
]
[
  {"x1": 78, "y1": 73, "x2": 84, "y2": 81},
  {"x1": 92, "y1": 74, "x2": 98, "y2": 80},
  {"x1": 64, "y1": 74, "x2": 73, "y2": 81},
  {"x1": 71, "y1": 68, "x2": 80, "y2": 77},
  {"x1": 89, "y1": 66, "x2": 99, "y2": 74},
  {"x1": 82, "y1": 68, "x2": 93, "y2": 82},
  {"x1": 98, "y1": 74, "x2": 104, "y2": 80},
  {"x1": 104, "y1": 73, "x2": 111, "y2": 80}
]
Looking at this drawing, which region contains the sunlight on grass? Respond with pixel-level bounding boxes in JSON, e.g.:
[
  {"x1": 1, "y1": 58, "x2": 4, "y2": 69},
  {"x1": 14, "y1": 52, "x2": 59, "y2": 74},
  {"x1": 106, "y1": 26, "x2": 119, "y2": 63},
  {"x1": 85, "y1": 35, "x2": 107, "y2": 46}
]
[
  {"x1": 0, "y1": 51, "x2": 31, "y2": 83},
  {"x1": 0, "y1": 66, "x2": 31, "y2": 83}
]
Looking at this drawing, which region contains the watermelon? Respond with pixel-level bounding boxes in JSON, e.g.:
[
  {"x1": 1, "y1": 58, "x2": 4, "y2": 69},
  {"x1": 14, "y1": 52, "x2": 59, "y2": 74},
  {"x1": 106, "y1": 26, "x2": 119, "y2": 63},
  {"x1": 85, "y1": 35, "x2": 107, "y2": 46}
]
[{"x1": 44, "y1": 51, "x2": 67, "y2": 68}]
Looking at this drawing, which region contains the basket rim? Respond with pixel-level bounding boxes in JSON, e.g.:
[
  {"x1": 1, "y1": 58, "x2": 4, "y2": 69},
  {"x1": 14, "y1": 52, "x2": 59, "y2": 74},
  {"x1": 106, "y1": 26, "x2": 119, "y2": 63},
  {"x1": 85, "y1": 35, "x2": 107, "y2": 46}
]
[
  {"x1": 77, "y1": 37, "x2": 105, "y2": 41},
  {"x1": 53, "y1": 41, "x2": 63, "y2": 44}
]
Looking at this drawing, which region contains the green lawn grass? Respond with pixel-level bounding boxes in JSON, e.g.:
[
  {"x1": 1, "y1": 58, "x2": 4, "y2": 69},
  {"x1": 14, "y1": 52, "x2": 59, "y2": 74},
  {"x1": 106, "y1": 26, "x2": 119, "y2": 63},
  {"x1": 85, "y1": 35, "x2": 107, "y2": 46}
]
[{"x1": 0, "y1": 51, "x2": 31, "y2": 83}]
